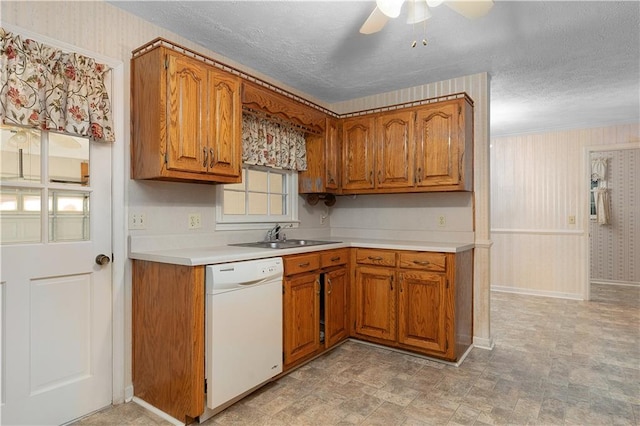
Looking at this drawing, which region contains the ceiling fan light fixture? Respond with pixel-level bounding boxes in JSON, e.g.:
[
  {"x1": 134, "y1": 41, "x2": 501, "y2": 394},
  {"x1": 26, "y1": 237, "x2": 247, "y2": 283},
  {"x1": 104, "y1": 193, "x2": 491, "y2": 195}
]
[
  {"x1": 376, "y1": 0, "x2": 405, "y2": 18},
  {"x1": 406, "y1": 0, "x2": 432, "y2": 24}
]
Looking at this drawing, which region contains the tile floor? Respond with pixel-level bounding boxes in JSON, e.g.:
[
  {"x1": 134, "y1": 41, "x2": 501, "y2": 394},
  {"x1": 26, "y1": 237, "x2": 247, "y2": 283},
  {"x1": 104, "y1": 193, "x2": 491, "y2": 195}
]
[{"x1": 74, "y1": 284, "x2": 640, "y2": 425}]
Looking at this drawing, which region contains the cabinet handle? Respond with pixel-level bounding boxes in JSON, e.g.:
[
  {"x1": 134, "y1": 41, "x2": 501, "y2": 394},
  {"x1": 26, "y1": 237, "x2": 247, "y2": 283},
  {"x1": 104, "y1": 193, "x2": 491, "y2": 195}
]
[
  {"x1": 367, "y1": 256, "x2": 383, "y2": 261},
  {"x1": 330, "y1": 256, "x2": 341, "y2": 262},
  {"x1": 327, "y1": 278, "x2": 332, "y2": 294},
  {"x1": 315, "y1": 279, "x2": 320, "y2": 295},
  {"x1": 412, "y1": 260, "x2": 431, "y2": 266},
  {"x1": 209, "y1": 148, "x2": 215, "y2": 168},
  {"x1": 298, "y1": 262, "x2": 310, "y2": 268},
  {"x1": 202, "y1": 148, "x2": 208, "y2": 167},
  {"x1": 377, "y1": 170, "x2": 381, "y2": 184},
  {"x1": 399, "y1": 274, "x2": 404, "y2": 292},
  {"x1": 369, "y1": 170, "x2": 373, "y2": 184},
  {"x1": 390, "y1": 275, "x2": 394, "y2": 291},
  {"x1": 328, "y1": 171, "x2": 334, "y2": 184},
  {"x1": 416, "y1": 167, "x2": 422, "y2": 183}
]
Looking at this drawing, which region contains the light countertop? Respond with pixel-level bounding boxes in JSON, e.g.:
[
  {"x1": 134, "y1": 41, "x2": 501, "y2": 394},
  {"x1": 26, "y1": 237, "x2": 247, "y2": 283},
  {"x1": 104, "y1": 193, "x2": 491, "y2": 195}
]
[{"x1": 129, "y1": 238, "x2": 475, "y2": 266}]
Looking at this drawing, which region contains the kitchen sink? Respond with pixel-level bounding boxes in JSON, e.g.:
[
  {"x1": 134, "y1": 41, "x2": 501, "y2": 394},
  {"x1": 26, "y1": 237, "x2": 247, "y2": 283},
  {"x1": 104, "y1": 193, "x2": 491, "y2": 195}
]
[{"x1": 229, "y1": 239, "x2": 339, "y2": 249}]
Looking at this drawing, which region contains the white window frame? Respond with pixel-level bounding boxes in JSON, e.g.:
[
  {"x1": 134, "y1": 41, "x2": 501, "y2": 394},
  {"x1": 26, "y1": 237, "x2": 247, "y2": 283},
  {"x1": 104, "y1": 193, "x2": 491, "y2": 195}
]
[{"x1": 215, "y1": 164, "x2": 299, "y2": 230}]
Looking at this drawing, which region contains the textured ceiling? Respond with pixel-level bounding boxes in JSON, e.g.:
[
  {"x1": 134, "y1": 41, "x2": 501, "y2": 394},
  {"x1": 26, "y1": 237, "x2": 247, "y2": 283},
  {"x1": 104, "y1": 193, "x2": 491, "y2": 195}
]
[{"x1": 109, "y1": 1, "x2": 640, "y2": 137}]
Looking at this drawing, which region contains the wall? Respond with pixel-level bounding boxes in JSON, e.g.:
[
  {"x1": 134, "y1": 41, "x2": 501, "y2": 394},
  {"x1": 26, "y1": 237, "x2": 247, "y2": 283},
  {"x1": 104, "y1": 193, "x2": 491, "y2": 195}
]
[
  {"x1": 1, "y1": 0, "x2": 492, "y2": 403},
  {"x1": 491, "y1": 123, "x2": 640, "y2": 299},
  {"x1": 589, "y1": 149, "x2": 640, "y2": 285}
]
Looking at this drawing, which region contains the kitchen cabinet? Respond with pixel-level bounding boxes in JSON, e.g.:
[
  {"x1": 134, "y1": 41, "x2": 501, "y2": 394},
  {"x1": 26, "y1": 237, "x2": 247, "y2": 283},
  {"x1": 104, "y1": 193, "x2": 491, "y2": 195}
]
[
  {"x1": 340, "y1": 95, "x2": 473, "y2": 195},
  {"x1": 282, "y1": 249, "x2": 349, "y2": 370},
  {"x1": 376, "y1": 110, "x2": 415, "y2": 189},
  {"x1": 415, "y1": 97, "x2": 473, "y2": 190},
  {"x1": 299, "y1": 118, "x2": 341, "y2": 194},
  {"x1": 132, "y1": 260, "x2": 204, "y2": 423},
  {"x1": 351, "y1": 248, "x2": 473, "y2": 361},
  {"x1": 342, "y1": 116, "x2": 376, "y2": 191},
  {"x1": 131, "y1": 43, "x2": 242, "y2": 183}
]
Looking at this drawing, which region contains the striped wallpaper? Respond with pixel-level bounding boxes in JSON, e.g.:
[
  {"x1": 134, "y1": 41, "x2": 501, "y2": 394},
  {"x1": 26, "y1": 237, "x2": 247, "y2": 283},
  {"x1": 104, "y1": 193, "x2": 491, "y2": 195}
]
[{"x1": 491, "y1": 124, "x2": 640, "y2": 298}]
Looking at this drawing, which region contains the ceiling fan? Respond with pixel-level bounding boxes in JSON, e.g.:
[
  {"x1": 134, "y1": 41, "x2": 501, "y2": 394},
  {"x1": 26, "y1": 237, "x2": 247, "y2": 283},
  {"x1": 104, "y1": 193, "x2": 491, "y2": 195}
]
[{"x1": 360, "y1": 0, "x2": 494, "y2": 34}]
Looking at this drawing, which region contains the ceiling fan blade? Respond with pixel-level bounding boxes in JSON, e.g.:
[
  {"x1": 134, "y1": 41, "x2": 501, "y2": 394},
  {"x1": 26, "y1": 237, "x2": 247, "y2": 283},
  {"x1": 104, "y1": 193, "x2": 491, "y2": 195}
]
[
  {"x1": 359, "y1": 7, "x2": 390, "y2": 34},
  {"x1": 444, "y1": 0, "x2": 494, "y2": 19}
]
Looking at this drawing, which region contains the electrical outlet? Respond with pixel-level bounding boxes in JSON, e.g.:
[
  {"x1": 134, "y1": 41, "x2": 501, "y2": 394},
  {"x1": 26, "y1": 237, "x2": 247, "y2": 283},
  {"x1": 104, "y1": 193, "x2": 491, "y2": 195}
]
[
  {"x1": 568, "y1": 215, "x2": 576, "y2": 225},
  {"x1": 129, "y1": 213, "x2": 146, "y2": 230},
  {"x1": 438, "y1": 215, "x2": 446, "y2": 227},
  {"x1": 188, "y1": 213, "x2": 202, "y2": 229}
]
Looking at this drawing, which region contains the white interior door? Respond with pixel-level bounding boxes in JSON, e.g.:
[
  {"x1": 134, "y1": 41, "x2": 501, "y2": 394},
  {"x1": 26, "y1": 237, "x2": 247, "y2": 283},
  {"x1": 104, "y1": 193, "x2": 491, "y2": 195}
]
[{"x1": 0, "y1": 127, "x2": 113, "y2": 425}]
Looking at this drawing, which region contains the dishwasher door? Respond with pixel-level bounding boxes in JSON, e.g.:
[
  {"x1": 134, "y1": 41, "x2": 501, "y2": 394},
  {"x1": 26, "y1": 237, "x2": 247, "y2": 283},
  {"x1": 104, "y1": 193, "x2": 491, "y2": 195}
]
[{"x1": 205, "y1": 262, "x2": 283, "y2": 414}]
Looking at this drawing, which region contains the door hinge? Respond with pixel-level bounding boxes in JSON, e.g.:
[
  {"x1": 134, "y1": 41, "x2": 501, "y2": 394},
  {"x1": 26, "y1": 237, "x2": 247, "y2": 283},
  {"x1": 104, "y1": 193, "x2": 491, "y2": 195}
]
[{"x1": 204, "y1": 378, "x2": 207, "y2": 394}]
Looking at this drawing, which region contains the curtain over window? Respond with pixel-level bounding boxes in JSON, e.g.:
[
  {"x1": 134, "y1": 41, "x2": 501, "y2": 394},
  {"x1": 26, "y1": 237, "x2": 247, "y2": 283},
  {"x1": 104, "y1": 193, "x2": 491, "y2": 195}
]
[
  {"x1": 242, "y1": 112, "x2": 307, "y2": 171},
  {"x1": 0, "y1": 27, "x2": 114, "y2": 142}
]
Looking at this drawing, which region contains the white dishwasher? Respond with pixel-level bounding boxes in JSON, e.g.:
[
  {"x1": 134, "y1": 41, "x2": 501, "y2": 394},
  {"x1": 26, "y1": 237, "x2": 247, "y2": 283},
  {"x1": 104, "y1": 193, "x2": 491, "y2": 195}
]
[{"x1": 201, "y1": 257, "x2": 283, "y2": 421}]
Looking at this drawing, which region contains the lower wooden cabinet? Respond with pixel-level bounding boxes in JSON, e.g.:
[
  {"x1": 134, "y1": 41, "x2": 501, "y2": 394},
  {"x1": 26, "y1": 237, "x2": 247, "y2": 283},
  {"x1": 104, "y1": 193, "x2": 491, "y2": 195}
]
[
  {"x1": 354, "y1": 266, "x2": 396, "y2": 342},
  {"x1": 352, "y1": 248, "x2": 473, "y2": 361},
  {"x1": 132, "y1": 260, "x2": 204, "y2": 423},
  {"x1": 282, "y1": 249, "x2": 349, "y2": 370},
  {"x1": 283, "y1": 272, "x2": 321, "y2": 366}
]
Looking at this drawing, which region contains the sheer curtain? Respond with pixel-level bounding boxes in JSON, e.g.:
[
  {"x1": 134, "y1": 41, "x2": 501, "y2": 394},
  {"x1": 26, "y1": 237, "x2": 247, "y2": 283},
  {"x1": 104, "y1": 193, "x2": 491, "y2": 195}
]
[{"x1": 0, "y1": 27, "x2": 115, "y2": 142}]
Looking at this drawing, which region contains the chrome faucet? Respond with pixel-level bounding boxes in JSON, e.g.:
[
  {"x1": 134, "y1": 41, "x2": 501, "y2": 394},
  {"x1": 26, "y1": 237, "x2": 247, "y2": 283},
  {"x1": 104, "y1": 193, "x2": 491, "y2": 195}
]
[{"x1": 265, "y1": 223, "x2": 281, "y2": 242}]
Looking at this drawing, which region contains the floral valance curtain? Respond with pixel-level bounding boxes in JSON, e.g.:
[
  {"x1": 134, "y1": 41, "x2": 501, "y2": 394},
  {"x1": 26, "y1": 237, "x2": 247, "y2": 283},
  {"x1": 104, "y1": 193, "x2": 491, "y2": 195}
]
[
  {"x1": 242, "y1": 112, "x2": 307, "y2": 171},
  {"x1": 0, "y1": 27, "x2": 115, "y2": 142}
]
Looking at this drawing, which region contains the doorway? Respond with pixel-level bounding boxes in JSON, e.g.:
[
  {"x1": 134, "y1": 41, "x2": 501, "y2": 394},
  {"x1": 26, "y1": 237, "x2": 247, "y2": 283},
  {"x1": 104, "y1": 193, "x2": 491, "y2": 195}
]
[{"x1": 585, "y1": 144, "x2": 640, "y2": 301}]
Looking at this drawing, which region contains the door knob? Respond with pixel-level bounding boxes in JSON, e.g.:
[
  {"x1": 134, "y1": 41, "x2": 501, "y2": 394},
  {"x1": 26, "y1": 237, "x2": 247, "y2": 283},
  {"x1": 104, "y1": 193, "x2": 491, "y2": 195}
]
[{"x1": 95, "y1": 254, "x2": 111, "y2": 266}]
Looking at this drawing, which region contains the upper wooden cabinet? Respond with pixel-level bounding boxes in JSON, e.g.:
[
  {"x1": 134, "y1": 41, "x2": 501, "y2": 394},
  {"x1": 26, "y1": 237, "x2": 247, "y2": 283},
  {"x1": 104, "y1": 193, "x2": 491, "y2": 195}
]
[
  {"x1": 415, "y1": 98, "x2": 473, "y2": 191},
  {"x1": 376, "y1": 110, "x2": 415, "y2": 189},
  {"x1": 340, "y1": 96, "x2": 473, "y2": 195},
  {"x1": 342, "y1": 116, "x2": 376, "y2": 191},
  {"x1": 299, "y1": 117, "x2": 340, "y2": 194},
  {"x1": 131, "y1": 46, "x2": 242, "y2": 183}
]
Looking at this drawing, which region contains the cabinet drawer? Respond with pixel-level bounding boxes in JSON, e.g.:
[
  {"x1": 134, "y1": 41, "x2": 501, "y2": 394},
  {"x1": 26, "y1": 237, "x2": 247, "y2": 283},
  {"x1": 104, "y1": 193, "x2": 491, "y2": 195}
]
[
  {"x1": 320, "y1": 249, "x2": 349, "y2": 268},
  {"x1": 284, "y1": 253, "x2": 320, "y2": 276},
  {"x1": 398, "y1": 252, "x2": 446, "y2": 272},
  {"x1": 355, "y1": 249, "x2": 396, "y2": 267}
]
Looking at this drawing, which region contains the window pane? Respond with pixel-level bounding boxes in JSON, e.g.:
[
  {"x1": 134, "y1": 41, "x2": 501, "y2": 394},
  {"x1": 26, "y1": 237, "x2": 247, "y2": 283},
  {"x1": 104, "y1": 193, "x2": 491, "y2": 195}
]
[
  {"x1": 269, "y1": 173, "x2": 284, "y2": 194},
  {"x1": 0, "y1": 188, "x2": 41, "y2": 244},
  {"x1": 247, "y1": 169, "x2": 268, "y2": 192},
  {"x1": 224, "y1": 169, "x2": 245, "y2": 191},
  {"x1": 248, "y1": 193, "x2": 268, "y2": 215},
  {"x1": 270, "y1": 194, "x2": 284, "y2": 215},
  {"x1": 49, "y1": 133, "x2": 90, "y2": 185},
  {"x1": 0, "y1": 125, "x2": 41, "y2": 182},
  {"x1": 49, "y1": 191, "x2": 89, "y2": 242},
  {"x1": 223, "y1": 190, "x2": 246, "y2": 215}
]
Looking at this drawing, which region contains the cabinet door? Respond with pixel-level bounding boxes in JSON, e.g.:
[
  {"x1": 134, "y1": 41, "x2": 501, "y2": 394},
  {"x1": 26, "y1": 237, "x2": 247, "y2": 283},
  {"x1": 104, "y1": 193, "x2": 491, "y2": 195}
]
[
  {"x1": 325, "y1": 118, "x2": 340, "y2": 191},
  {"x1": 166, "y1": 53, "x2": 207, "y2": 173},
  {"x1": 283, "y1": 274, "x2": 320, "y2": 366},
  {"x1": 398, "y1": 270, "x2": 449, "y2": 355},
  {"x1": 376, "y1": 111, "x2": 414, "y2": 189},
  {"x1": 342, "y1": 117, "x2": 375, "y2": 190},
  {"x1": 325, "y1": 267, "x2": 348, "y2": 348},
  {"x1": 415, "y1": 102, "x2": 460, "y2": 187},
  {"x1": 354, "y1": 266, "x2": 396, "y2": 342},
  {"x1": 207, "y1": 69, "x2": 241, "y2": 177}
]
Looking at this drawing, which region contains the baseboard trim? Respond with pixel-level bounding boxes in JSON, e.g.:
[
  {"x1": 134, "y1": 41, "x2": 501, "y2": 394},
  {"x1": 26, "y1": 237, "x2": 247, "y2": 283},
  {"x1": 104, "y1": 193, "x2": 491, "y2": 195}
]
[
  {"x1": 132, "y1": 397, "x2": 184, "y2": 426},
  {"x1": 491, "y1": 286, "x2": 583, "y2": 300},
  {"x1": 472, "y1": 337, "x2": 494, "y2": 350},
  {"x1": 591, "y1": 280, "x2": 640, "y2": 287}
]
